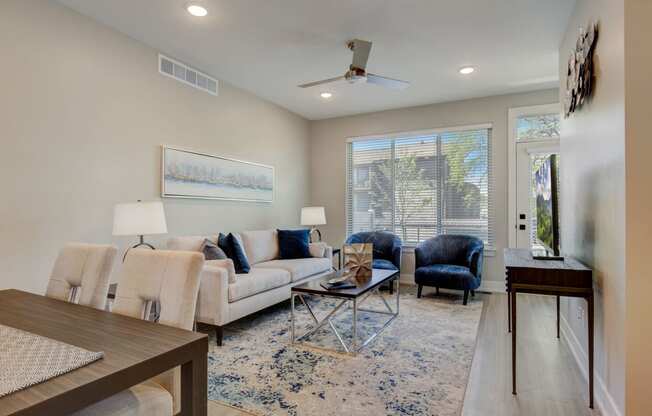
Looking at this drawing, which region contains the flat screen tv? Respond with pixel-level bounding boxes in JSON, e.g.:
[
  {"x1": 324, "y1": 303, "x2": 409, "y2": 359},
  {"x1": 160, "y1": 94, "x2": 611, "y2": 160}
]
[{"x1": 533, "y1": 154, "x2": 561, "y2": 258}]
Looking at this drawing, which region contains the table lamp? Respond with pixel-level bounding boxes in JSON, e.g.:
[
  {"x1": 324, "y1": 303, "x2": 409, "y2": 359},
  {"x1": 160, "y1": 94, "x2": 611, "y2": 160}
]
[
  {"x1": 113, "y1": 200, "x2": 168, "y2": 257},
  {"x1": 301, "y1": 206, "x2": 326, "y2": 242}
]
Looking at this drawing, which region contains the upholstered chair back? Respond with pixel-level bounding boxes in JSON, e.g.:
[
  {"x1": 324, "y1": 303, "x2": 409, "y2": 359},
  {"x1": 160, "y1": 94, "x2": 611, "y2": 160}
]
[
  {"x1": 345, "y1": 231, "x2": 403, "y2": 269},
  {"x1": 112, "y1": 249, "x2": 204, "y2": 415},
  {"x1": 46, "y1": 243, "x2": 118, "y2": 310},
  {"x1": 113, "y1": 249, "x2": 204, "y2": 329},
  {"x1": 415, "y1": 235, "x2": 484, "y2": 275}
]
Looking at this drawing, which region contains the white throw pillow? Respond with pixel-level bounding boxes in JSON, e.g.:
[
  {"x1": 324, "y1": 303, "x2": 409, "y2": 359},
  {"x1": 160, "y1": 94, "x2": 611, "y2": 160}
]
[{"x1": 309, "y1": 242, "x2": 327, "y2": 258}]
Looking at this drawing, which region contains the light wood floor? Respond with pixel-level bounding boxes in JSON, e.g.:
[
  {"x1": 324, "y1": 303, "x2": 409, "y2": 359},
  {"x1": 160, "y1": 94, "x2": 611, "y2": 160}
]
[
  {"x1": 462, "y1": 292, "x2": 601, "y2": 416},
  {"x1": 208, "y1": 292, "x2": 600, "y2": 416}
]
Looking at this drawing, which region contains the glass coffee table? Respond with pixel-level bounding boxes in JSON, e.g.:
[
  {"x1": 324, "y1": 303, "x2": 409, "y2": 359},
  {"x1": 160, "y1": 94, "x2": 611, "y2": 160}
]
[{"x1": 290, "y1": 268, "x2": 399, "y2": 355}]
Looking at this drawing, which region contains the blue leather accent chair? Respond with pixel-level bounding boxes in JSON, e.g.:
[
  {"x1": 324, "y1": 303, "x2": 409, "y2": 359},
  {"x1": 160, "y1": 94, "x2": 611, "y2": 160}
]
[
  {"x1": 345, "y1": 231, "x2": 402, "y2": 292},
  {"x1": 414, "y1": 235, "x2": 484, "y2": 305}
]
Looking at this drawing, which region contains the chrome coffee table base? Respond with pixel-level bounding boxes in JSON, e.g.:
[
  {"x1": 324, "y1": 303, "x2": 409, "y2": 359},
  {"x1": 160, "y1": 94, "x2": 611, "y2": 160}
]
[{"x1": 290, "y1": 279, "x2": 399, "y2": 355}]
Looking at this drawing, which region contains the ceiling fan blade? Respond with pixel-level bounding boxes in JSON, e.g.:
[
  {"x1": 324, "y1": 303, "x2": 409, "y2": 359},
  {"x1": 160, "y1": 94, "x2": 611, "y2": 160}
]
[
  {"x1": 351, "y1": 39, "x2": 372, "y2": 70},
  {"x1": 366, "y1": 73, "x2": 410, "y2": 90},
  {"x1": 298, "y1": 76, "x2": 345, "y2": 88}
]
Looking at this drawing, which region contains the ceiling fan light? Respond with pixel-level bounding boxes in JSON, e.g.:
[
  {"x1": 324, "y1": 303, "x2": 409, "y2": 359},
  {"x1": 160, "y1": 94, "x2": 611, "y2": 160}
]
[
  {"x1": 186, "y1": 3, "x2": 208, "y2": 17},
  {"x1": 459, "y1": 66, "x2": 475, "y2": 75}
]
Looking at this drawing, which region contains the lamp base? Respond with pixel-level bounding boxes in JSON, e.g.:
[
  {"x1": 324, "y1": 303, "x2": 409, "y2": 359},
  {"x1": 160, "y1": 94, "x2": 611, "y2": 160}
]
[{"x1": 122, "y1": 235, "x2": 156, "y2": 262}]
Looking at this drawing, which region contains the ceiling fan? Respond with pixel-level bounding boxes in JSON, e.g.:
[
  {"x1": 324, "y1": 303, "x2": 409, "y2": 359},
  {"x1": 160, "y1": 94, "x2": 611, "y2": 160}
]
[{"x1": 298, "y1": 39, "x2": 410, "y2": 90}]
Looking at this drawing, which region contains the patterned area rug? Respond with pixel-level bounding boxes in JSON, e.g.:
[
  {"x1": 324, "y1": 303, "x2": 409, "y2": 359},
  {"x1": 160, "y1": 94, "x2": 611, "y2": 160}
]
[{"x1": 205, "y1": 287, "x2": 483, "y2": 416}]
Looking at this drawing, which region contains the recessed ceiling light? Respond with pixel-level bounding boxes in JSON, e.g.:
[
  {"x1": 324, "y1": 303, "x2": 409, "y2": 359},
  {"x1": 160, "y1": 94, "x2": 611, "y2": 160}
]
[
  {"x1": 459, "y1": 66, "x2": 475, "y2": 75},
  {"x1": 320, "y1": 92, "x2": 333, "y2": 99},
  {"x1": 186, "y1": 3, "x2": 208, "y2": 17}
]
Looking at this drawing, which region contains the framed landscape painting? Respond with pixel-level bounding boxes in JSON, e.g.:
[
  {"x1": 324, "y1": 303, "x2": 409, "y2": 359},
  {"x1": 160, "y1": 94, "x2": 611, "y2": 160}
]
[{"x1": 161, "y1": 146, "x2": 274, "y2": 203}]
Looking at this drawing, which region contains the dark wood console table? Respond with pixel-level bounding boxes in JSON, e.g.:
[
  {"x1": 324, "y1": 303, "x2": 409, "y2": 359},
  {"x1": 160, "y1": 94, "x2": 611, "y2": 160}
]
[{"x1": 504, "y1": 248, "x2": 594, "y2": 408}]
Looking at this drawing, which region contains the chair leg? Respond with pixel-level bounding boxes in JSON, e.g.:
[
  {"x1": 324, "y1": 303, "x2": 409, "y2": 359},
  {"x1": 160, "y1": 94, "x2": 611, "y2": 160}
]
[
  {"x1": 389, "y1": 281, "x2": 394, "y2": 295},
  {"x1": 463, "y1": 290, "x2": 469, "y2": 305},
  {"x1": 471, "y1": 290, "x2": 476, "y2": 297},
  {"x1": 417, "y1": 285, "x2": 423, "y2": 298},
  {"x1": 436, "y1": 287, "x2": 440, "y2": 295},
  {"x1": 215, "y1": 325, "x2": 223, "y2": 347}
]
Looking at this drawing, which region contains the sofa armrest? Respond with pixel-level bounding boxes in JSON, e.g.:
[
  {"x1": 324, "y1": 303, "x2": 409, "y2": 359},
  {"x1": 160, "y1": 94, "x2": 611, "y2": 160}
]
[{"x1": 195, "y1": 265, "x2": 230, "y2": 326}]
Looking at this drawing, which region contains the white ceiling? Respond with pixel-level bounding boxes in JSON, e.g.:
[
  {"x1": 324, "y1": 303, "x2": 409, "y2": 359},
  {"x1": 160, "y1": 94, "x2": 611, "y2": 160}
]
[{"x1": 58, "y1": 0, "x2": 574, "y2": 120}]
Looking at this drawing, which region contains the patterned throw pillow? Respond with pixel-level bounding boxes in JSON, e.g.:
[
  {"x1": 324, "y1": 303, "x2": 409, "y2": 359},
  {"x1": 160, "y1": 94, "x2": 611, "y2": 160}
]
[{"x1": 200, "y1": 239, "x2": 227, "y2": 260}]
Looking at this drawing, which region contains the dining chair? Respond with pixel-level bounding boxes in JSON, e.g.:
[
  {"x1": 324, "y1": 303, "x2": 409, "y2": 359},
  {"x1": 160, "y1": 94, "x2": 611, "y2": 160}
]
[
  {"x1": 72, "y1": 249, "x2": 205, "y2": 416},
  {"x1": 46, "y1": 243, "x2": 118, "y2": 310}
]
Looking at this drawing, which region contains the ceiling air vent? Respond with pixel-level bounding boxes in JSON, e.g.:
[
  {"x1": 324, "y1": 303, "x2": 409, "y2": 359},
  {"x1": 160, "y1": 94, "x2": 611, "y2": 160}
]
[{"x1": 158, "y1": 54, "x2": 218, "y2": 96}]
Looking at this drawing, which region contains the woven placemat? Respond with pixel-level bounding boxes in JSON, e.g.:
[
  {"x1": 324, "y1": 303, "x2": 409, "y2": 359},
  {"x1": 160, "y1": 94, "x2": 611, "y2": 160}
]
[{"x1": 0, "y1": 324, "x2": 103, "y2": 397}]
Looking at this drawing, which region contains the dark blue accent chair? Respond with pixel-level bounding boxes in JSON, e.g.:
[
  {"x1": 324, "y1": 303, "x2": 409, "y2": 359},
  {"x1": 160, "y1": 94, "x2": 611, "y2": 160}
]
[
  {"x1": 345, "y1": 231, "x2": 402, "y2": 292},
  {"x1": 414, "y1": 235, "x2": 484, "y2": 305}
]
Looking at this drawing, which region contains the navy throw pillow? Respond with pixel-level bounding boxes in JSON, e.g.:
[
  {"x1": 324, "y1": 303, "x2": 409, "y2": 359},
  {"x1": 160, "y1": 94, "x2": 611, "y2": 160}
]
[
  {"x1": 277, "y1": 229, "x2": 311, "y2": 259},
  {"x1": 228, "y1": 233, "x2": 250, "y2": 273},
  {"x1": 218, "y1": 233, "x2": 250, "y2": 274}
]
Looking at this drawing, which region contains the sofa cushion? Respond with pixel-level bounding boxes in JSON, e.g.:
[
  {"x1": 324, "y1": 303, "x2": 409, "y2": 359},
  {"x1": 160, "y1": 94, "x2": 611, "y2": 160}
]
[
  {"x1": 254, "y1": 258, "x2": 331, "y2": 282},
  {"x1": 277, "y1": 229, "x2": 311, "y2": 259},
  {"x1": 414, "y1": 264, "x2": 480, "y2": 291},
  {"x1": 372, "y1": 259, "x2": 398, "y2": 271},
  {"x1": 239, "y1": 230, "x2": 279, "y2": 264},
  {"x1": 228, "y1": 268, "x2": 291, "y2": 302},
  {"x1": 167, "y1": 236, "x2": 218, "y2": 252}
]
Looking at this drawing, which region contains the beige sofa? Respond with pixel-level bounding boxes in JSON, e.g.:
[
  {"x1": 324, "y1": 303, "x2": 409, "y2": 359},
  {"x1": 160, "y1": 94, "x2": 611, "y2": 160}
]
[{"x1": 167, "y1": 229, "x2": 332, "y2": 345}]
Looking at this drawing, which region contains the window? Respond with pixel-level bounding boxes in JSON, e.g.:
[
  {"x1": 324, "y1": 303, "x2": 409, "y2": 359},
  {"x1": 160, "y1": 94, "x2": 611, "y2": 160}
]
[
  {"x1": 516, "y1": 114, "x2": 560, "y2": 141},
  {"x1": 346, "y1": 126, "x2": 493, "y2": 247}
]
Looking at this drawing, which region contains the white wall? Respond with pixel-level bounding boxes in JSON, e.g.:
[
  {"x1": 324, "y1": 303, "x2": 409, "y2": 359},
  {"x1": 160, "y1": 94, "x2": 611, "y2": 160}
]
[
  {"x1": 559, "y1": 0, "x2": 626, "y2": 414},
  {"x1": 309, "y1": 89, "x2": 559, "y2": 287},
  {"x1": 0, "y1": 0, "x2": 311, "y2": 294}
]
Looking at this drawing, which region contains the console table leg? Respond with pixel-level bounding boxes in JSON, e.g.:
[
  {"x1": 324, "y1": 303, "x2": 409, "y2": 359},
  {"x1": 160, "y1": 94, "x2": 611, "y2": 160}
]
[
  {"x1": 588, "y1": 294, "x2": 594, "y2": 409},
  {"x1": 507, "y1": 291, "x2": 511, "y2": 333},
  {"x1": 556, "y1": 295, "x2": 560, "y2": 339},
  {"x1": 511, "y1": 290, "x2": 517, "y2": 395}
]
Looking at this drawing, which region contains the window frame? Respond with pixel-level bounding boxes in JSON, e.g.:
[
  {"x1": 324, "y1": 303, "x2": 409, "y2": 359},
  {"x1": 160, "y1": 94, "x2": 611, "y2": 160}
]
[{"x1": 346, "y1": 123, "x2": 494, "y2": 250}]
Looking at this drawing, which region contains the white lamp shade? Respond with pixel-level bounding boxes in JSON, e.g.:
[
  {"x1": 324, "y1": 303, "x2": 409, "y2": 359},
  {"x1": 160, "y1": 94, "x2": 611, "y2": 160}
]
[
  {"x1": 301, "y1": 206, "x2": 326, "y2": 226},
  {"x1": 113, "y1": 201, "x2": 168, "y2": 236}
]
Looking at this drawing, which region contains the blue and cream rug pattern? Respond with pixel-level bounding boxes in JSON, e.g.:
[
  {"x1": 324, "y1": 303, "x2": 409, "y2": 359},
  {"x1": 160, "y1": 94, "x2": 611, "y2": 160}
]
[{"x1": 205, "y1": 287, "x2": 483, "y2": 416}]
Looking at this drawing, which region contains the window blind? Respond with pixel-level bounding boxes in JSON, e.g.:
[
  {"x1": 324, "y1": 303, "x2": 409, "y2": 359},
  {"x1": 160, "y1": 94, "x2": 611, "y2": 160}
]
[{"x1": 346, "y1": 127, "x2": 493, "y2": 247}]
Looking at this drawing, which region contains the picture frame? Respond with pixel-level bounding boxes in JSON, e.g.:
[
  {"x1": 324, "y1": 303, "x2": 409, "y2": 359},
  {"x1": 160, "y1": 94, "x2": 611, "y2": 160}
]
[{"x1": 161, "y1": 146, "x2": 274, "y2": 203}]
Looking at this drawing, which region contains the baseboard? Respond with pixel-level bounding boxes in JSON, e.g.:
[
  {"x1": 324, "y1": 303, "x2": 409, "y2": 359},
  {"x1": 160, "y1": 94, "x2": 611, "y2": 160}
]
[{"x1": 560, "y1": 315, "x2": 622, "y2": 416}]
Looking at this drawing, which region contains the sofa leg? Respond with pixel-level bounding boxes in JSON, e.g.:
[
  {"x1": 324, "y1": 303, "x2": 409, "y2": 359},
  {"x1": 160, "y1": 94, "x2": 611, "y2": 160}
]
[
  {"x1": 436, "y1": 287, "x2": 440, "y2": 295},
  {"x1": 463, "y1": 290, "x2": 469, "y2": 305},
  {"x1": 215, "y1": 325, "x2": 223, "y2": 347},
  {"x1": 417, "y1": 285, "x2": 423, "y2": 298}
]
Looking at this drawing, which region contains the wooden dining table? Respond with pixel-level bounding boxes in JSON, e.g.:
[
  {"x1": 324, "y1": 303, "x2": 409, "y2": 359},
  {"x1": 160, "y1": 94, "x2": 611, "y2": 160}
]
[{"x1": 0, "y1": 289, "x2": 208, "y2": 416}]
